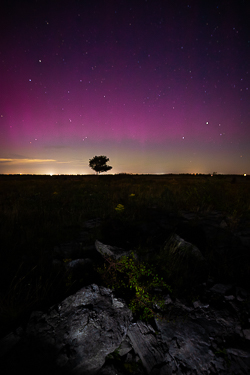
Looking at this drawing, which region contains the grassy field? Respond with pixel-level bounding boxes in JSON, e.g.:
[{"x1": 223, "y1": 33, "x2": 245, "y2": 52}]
[{"x1": 0, "y1": 174, "x2": 249, "y2": 335}]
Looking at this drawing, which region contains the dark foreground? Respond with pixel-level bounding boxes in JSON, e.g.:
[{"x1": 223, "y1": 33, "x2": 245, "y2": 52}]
[
  {"x1": 0, "y1": 174, "x2": 250, "y2": 334},
  {"x1": 0, "y1": 174, "x2": 250, "y2": 373}
]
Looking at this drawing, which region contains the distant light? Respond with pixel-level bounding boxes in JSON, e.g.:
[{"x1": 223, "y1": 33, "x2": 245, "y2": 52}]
[
  {"x1": 244, "y1": 174, "x2": 247, "y2": 176},
  {"x1": 50, "y1": 174, "x2": 53, "y2": 176}
]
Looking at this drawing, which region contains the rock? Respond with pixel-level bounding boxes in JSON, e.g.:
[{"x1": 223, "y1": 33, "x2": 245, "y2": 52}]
[
  {"x1": 235, "y1": 286, "x2": 249, "y2": 301},
  {"x1": 154, "y1": 292, "x2": 250, "y2": 375},
  {"x1": 97, "y1": 363, "x2": 132, "y2": 375},
  {"x1": 84, "y1": 219, "x2": 102, "y2": 229},
  {"x1": 52, "y1": 258, "x2": 64, "y2": 269},
  {"x1": 171, "y1": 234, "x2": 205, "y2": 259},
  {"x1": 180, "y1": 211, "x2": 198, "y2": 222},
  {"x1": 237, "y1": 230, "x2": 250, "y2": 247},
  {"x1": 115, "y1": 341, "x2": 131, "y2": 358},
  {"x1": 163, "y1": 234, "x2": 208, "y2": 290},
  {"x1": 226, "y1": 348, "x2": 250, "y2": 374},
  {"x1": 97, "y1": 363, "x2": 123, "y2": 375},
  {"x1": 95, "y1": 240, "x2": 132, "y2": 260},
  {"x1": 210, "y1": 283, "x2": 233, "y2": 295},
  {"x1": 53, "y1": 227, "x2": 96, "y2": 260},
  {"x1": 65, "y1": 258, "x2": 93, "y2": 280},
  {"x1": 176, "y1": 210, "x2": 241, "y2": 258},
  {"x1": 156, "y1": 317, "x2": 219, "y2": 374},
  {"x1": 53, "y1": 241, "x2": 85, "y2": 259},
  {"x1": 224, "y1": 295, "x2": 235, "y2": 301},
  {"x1": 0, "y1": 328, "x2": 23, "y2": 358},
  {"x1": 193, "y1": 300, "x2": 209, "y2": 309},
  {"x1": 2, "y1": 209, "x2": 250, "y2": 374},
  {"x1": 2, "y1": 279, "x2": 250, "y2": 374},
  {"x1": 2, "y1": 284, "x2": 132, "y2": 375},
  {"x1": 127, "y1": 321, "x2": 166, "y2": 374},
  {"x1": 220, "y1": 220, "x2": 228, "y2": 228},
  {"x1": 243, "y1": 329, "x2": 250, "y2": 340}
]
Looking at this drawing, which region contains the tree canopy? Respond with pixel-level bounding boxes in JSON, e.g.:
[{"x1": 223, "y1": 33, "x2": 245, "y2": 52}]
[{"x1": 89, "y1": 155, "x2": 112, "y2": 174}]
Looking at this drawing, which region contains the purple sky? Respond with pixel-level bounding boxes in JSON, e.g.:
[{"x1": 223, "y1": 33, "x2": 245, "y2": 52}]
[{"x1": 0, "y1": 0, "x2": 249, "y2": 174}]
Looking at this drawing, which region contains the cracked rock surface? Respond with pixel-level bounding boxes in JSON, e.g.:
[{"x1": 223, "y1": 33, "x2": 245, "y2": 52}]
[
  {"x1": 2, "y1": 282, "x2": 250, "y2": 374},
  {"x1": 1, "y1": 284, "x2": 132, "y2": 375}
]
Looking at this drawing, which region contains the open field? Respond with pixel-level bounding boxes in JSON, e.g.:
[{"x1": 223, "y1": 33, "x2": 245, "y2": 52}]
[{"x1": 0, "y1": 174, "x2": 250, "y2": 336}]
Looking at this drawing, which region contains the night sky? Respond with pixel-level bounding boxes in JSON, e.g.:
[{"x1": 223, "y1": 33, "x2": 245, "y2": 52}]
[{"x1": 0, "y1": 0, "x2": 249, "y2": 174}]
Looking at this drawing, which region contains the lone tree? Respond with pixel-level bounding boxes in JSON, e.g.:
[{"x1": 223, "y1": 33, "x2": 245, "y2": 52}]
[{"x1": 89, "y1": 155, "x2": 112, "y2": 174}]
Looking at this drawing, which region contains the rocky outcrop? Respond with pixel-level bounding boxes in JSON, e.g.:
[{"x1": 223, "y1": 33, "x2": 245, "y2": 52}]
[
  {"x1": 1, "y1": 213, "x2": 250, "y2": 374},
  {"x1": 2, "y1": 280, "x2": 250, "y2": 374},
  {"x1": 1, "y1": 285, "x2": 250, "y2": 375},
  {"x1": 162, "y1": 234, "x2": 209, "y2": 288},
  {"x1": 127, "y1": 321, "x2": 166, "y2": 374},
  {"x1": 154, "y1": 295, "x2": 250, "y2": 374},
  {"x1": 1, "y1": 284, "x2": 132, "y2": 375},
  {"x1": 95, "y1": 240, "x2": 132, "y2": 260}
]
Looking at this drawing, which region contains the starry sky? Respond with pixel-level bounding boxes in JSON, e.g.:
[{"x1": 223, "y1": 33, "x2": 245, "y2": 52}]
[{"x1": 0, "y1": 0, "x2": 249, "y2": 175}]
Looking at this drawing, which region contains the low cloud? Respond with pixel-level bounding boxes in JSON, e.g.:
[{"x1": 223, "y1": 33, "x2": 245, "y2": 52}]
[
  {"x1": 0, "y1": 159, "x2": 13, "y2": 163},
  {"x1": 0, "y1": 158, "x2": 56, "y2": 164}
]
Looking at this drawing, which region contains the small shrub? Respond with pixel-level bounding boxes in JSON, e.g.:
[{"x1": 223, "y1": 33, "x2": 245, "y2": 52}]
[
  {"x1": 97, "y1": 252, "x2": 172, "y2": 320},
  {"x1": 115, "y1": 203, "x2": 125, "y2": 213}
]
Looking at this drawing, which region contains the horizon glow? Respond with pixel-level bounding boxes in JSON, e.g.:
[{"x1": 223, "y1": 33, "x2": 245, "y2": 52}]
[{"x1": 0, "y1": 1, "x2": 249, "y2": 174}]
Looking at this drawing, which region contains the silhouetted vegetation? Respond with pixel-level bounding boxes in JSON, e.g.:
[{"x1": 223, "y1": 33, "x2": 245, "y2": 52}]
[
  {"x1": 89, "y1": 155, "x2": 112, "y2": 174},
  {"x1": 0, "y1": 174, "x2": 249, "y2": 336}
]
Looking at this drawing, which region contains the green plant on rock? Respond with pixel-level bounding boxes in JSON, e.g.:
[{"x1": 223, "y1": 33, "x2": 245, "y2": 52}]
[{"x1": 97, "y1": 252, "x2": 172, "y2": 320}]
